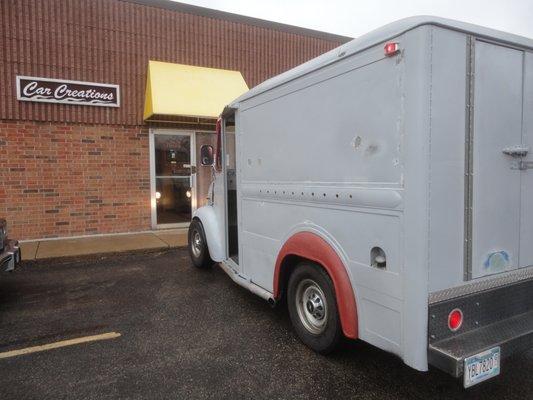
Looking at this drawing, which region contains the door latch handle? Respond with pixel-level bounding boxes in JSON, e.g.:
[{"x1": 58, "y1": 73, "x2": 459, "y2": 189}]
[{"x1": 502, "y1": 146, "x2": 529, "y2": 157}]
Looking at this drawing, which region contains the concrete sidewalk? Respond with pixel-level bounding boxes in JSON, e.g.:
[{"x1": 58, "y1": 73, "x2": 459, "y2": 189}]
[{"x1": 20, "y1": 229, "x2": 188, "y2": 260}]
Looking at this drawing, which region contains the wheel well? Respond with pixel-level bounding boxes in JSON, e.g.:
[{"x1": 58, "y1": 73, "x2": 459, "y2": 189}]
[
  {"x1": 273, "y1": 231, "x2": 359, "y2": 339},
  {"x1": 189, "y1": 217, "x2": 202, "y2": 236},
  {"x1": 190, "y1": 217, "x2": 205, "y2": 232},
  {"x1": 278, "y1": 255, "x2": 332, "y2": 302}
]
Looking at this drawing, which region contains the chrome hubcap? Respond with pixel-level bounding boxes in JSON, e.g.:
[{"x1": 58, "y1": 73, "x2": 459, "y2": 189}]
[
  {"x1": 295, "y1": 278, "x2": 328, "y2": 334},
  {"x1": 191, "y1": 230, "x2": 202, "y2": 257}
]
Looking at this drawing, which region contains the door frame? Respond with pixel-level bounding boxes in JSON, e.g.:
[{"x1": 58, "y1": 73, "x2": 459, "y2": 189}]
[
  {"x1": 222, "y1": 118, "x2": 239, "y2": 265},
  {"x1": 149, "y1": 128, "x2": 196, "y2": 229}
]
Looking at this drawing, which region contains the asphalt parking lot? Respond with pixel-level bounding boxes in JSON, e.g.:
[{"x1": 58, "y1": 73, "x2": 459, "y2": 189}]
[{"x1": 0, "y1": 248, "x2": 531, "y2": 399}]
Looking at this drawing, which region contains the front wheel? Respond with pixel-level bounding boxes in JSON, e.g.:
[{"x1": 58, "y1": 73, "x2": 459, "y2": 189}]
[
  {"x1": 287, "y1": 262, "x2": 342, "y2": 354},
  {"x1": 188, "y1": 219, "x2": 213, "y2": 268}
]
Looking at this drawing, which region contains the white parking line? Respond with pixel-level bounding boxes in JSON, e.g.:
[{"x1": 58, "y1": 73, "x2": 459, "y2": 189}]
[{"x1": 0, "y1": 332, "x2": 121, "y2": 359}]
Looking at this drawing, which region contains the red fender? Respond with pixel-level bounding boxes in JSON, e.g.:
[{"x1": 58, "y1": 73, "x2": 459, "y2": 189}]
[{"x1": 274, "y1": 232, "x2": 358, "y2": 339}]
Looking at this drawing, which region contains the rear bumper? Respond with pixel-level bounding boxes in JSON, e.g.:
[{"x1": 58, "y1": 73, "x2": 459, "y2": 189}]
[
  {"x1": 1, "y1": 239, "x2": 21, "y2": 272},
  {"x1": 428, "y1": 277, "x2": 533, "y2": 377},
  {"x1": 429, "y1": 310, "x2": 533, "y2": 377}
]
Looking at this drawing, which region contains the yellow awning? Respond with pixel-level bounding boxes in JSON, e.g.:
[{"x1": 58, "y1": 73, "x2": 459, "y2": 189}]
[{"x1": 144, "y1": 61, "x2": 249, "y2": 121}]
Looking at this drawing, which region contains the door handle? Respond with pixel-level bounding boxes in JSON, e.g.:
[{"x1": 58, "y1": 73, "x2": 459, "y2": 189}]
[{"x1": 502, "y1": 146, "x2": 529, "y2": 157}]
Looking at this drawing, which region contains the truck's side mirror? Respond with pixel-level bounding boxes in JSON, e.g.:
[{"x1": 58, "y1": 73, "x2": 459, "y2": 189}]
[{"x1": 200, "y1": 145, "x2": 214, "y2": 166}]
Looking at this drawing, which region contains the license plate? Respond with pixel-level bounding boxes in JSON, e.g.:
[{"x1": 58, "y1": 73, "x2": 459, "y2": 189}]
[{"x1": 464, "y1": 347, "x2": 501, "y2": 388}]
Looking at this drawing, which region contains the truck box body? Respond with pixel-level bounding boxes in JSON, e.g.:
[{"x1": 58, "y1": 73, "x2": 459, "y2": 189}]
[{"x1": 193, "y1": 16, "x2": 533, "y2": 384}]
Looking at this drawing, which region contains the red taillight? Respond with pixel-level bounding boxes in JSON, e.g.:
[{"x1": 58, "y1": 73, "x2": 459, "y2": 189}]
[
  {"x1": 384, "y1": 42, "x2": 399, "y2": 57},
  {"x1": 448, "y1": 309, "x2": 463, "y2": 332}
]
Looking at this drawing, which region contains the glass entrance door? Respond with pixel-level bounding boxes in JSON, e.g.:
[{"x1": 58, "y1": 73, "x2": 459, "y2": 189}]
[{"x1": 151, "y1": 131, "x2": 195, "y2": 228}]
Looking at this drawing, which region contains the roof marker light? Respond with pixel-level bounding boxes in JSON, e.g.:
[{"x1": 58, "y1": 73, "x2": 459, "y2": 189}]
[{"x1": 384, "y1": 42, "x2": 400, "y2": 57}]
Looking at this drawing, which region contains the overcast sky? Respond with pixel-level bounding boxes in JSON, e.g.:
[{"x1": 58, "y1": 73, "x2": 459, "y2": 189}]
[{"x1": 175, "y1": 0, "x2": 533, "y2": 39}]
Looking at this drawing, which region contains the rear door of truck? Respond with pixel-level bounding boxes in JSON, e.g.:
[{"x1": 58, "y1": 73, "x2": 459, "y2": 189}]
[
  {"x1": 428, "y1": 39, "x2": 533, "y2": 385},
  {"x1": 470, "y1": 40, "x2": 533, "y2": 279}
]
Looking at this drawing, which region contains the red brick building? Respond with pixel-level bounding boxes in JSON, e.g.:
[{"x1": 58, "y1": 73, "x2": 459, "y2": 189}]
[{"x1": 0, "y1": 0, "x2": 349, "y2": 240}]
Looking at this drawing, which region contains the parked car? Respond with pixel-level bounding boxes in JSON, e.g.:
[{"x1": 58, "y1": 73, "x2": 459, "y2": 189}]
[
  {"x1": 1, "y1": 219, "x2": 21, "y2": 272},
  {"x1": 188, "y1": 16, "x2": 533, "y2": 388}
]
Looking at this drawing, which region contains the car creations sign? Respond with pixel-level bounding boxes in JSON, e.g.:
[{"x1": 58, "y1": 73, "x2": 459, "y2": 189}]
[{"x1": 16, "y1": 76, "x2": 120, "y2": 107}]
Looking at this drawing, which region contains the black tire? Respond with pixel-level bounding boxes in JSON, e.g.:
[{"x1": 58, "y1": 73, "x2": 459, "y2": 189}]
[
  {"x1": 188, "y1": 219, "x2": 213, "y2": 268},
  {"x1": 287, "y1": 262, "x2": 342, "y2": 354}
]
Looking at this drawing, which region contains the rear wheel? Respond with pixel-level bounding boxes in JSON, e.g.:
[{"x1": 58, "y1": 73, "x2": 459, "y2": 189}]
[
  {"x1": 287, "y1": 262, "x2": 342, "y2": 354},
  {"x1": 188, "y1": 219, "x2": 213, "y2": 268}
]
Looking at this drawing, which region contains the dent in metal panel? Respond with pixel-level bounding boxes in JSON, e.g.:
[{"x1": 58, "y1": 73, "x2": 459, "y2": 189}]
[{"x1": 239, "y1": 50, "x2": 404, "y2": 185}]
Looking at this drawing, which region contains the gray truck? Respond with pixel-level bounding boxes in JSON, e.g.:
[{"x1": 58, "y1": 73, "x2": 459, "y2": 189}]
[
  {"x1": 189, "y1": 17, "x2": 533, "y2": 387},
  {"x1": 1, "y1": 219, "x2": 21, "y2": 272}
]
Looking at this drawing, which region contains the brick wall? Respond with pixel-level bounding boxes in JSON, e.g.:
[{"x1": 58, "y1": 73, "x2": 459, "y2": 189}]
[
  {"x1": 0, "y1": 120, "x2": 151, "y2": 239},
  {"x1": 0, "y1": 0, "x2": 344, "y2": 126}
]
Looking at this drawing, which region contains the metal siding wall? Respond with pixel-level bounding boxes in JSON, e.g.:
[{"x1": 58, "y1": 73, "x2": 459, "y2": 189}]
[{"x1": 0, "y1": 0, "x2": 342, "y2": 126}]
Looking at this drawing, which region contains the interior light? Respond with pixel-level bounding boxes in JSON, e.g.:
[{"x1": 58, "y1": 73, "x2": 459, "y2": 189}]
[
  {"x1": 155, "y1": 191, "x2": 161, "y2": 200},
  {"x1": 186, "y1": 190, "x2": 192, "y2": 198}
]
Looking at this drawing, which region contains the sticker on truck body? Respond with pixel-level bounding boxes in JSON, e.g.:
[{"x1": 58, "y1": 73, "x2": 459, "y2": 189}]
[{"x1": 483, "y1": 251, "x2": 510, "y2": 273}]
